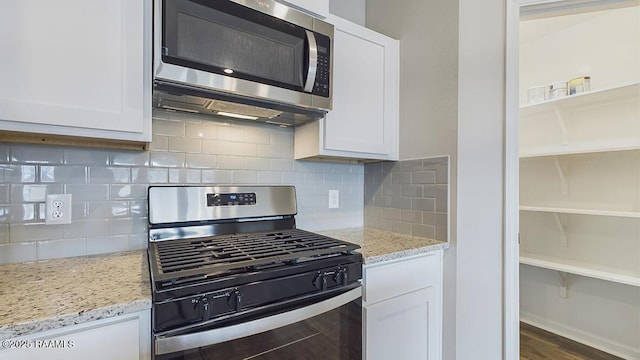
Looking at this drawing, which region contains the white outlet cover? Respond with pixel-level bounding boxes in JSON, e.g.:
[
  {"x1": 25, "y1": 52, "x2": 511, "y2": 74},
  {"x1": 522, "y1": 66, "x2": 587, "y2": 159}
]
[
  {"x1": 45, "y1": 194, "x2": 72, "y2": 225},
  {"x1": 328, "y1": 190, "x2": 339, "y2": 209}
]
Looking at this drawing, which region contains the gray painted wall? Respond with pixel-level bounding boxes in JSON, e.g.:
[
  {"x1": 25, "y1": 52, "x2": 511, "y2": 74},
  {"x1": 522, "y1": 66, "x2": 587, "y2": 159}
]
[
  {"x1": 366, "y1": 0, "x2": 507, "y2": 358},
  {"x1": 365, "y1": 1, "x2": 460, "y2": 358},
  {"x1": 329, "y1": 0, "x2": 365, "y2": 25}
]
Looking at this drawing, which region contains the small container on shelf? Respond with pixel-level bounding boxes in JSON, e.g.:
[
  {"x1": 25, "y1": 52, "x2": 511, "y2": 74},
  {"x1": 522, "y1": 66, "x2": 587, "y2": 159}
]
[
  {"x1": 569, "y1": 76, "x2": 591, "y2": 95},
  {"x1": 548, "y1": 81, "x2": 568, "y2": 99},
  {"x1": 527, "y1": 86, "x2": 546, "y2": 104}
]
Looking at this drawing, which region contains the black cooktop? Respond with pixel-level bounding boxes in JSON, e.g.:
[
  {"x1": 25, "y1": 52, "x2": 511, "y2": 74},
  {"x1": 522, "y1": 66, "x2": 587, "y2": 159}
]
[{"x1": 148, "y1": 229, "x2": 360, "y2": 289}]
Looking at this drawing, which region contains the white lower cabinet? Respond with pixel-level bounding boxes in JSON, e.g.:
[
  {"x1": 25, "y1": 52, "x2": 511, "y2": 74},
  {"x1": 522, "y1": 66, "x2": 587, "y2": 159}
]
[
  {"x1": 363, "y1": 251, "x2": 443, "y2": 360},
  {"x1": 0, "y1": 310, "x2": 151, "y2": 360}
]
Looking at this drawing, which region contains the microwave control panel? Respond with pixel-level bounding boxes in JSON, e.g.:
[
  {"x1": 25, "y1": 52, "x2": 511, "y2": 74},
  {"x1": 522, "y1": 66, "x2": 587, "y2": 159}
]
[{"x1": 312, "y1": 33, "x2": 331, "y2": 98}]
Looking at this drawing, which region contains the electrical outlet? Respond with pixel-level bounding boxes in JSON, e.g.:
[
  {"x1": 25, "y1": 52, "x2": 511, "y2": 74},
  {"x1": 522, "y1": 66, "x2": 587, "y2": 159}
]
[
  {"x1": 328, "y1": 190, "x2": 339, "y2": 209},
  {"x1": 45, "y1": 194, "x2": 72, "y2": 225}
]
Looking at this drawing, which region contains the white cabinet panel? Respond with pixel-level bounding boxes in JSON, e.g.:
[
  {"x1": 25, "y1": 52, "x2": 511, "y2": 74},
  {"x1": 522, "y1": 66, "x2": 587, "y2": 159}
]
[
  {"x1": 0, "y1": 0, "x2": 151, "y2": 144},
  {"x1": 0, "y1": 311, "x2": 151, "y2": 360},
  {"x1": 364, "y1": 287, "x2": 430, "y2": 360},
  {"x1": 294, "y1": 15, "x2": 398, "y2": 161},
  {"x1": 275, "y1": 0, "x2": 329, "y2": 18},
  {"x1": 363, "y1": 252, "x2": 443, "y2": 360}
]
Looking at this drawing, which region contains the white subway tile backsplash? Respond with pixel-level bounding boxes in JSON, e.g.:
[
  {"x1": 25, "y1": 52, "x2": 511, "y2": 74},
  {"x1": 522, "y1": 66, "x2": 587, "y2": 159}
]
[
  {"x1": 245, "y1": 158, "x2": 271, "y2": 171},
  {"x1": 86, "y1": 235, "x2": 130, "y2": 255},
  {"x1": 217, "y1": 156, "x2": 246, "y2": 170},
  {"x1": 63, "y1": 149, "x2": 109, "y2": 166},
  {"x1": 109, "y1": 217, "x2": 147, "y2": 236},
  {"x1": 63, "y1": 219, "x2": 110, "y2": 238},
  {"x1": 232, "y1": 171, "x2": 259, "y2": 184},
  {"x1": 0, "y1": 242, "x2": 36, "y2": 264},
  {"x1": 413, "y1": 171, "x2": 437, "y2": 184},
  {"x1": 0, "y1": 184, "x2": 10, "y2": 204},
  {"x1": 257, "y1": 144, "x2": 283, "y2": 158},
  {"x1": 0, "y1": 110, "x2": 365, "y2": 262},
  {"x1": 201, "y1": 170, "x2": 233, "y2": 184},
  {"x1": 10, "y1": 223, "x2": 63, "y2": 243},
  {"x1": 87, "y1": 201, "x2": 129, "y2": 219},
  {"x1": 132, "y1": 168, "x2": 169, "y2": 184},
  {"x1": 89, "y1": 167, "x2": 130, "y2": 184},
  {"x1": 110, "y1": 151, "x2": 150, "y2": 167},
  {"x1": 243, "y1": 127, "x2": 271, "y2": 144},
  {"x1": 3, "y1": 165, "x2": 37, "y2": 183},
  {"x1": 0, "y1": 224, "x2": 8, "y2": 243},
  {"x1": 0, "y1": 145, "x2": 9, "y2": 163},
  {"x1": 150, "y1": 152, "x2": 185, "y2": 168},
  {"x1": 66, "y1": 184, "x2": 110, "y2": 201},
  {"x1": 9, "y1": 204, "x2": 36, "y2": 222},
  {"x1": 185, "y1": 154, "x2": 217, "y2": 169},
  {"x1": 258, "y1": 171, "x2": 283, "y2": 184},
  {"x1": 218, "y1": 126, "x2": 245, "y2": 142},
  {"x1": 186, "y1": 123, "x2": 218, "y2": 139},
  {"x1": 40, "y1": 166, "x2": 88, "y2": 183},
  {"x1": 154, "y1": 119, "x2": 186, "y2": 137},
  {"x1": 10, "y1": 145, "x2": 63, "y2": 164},
  {"x1": 169, "y1": 169, "x2": 201, "y2": 184},
  {"x1": 110, "y1": 184, "x2": 147, "y2": 200},
  {"x1": 37, "y1": 238, "x2": 87, "y2": 260},
  {"x1": 148, "y1": 135, "x2": 169, "y2": 151},
  {"x1": 413, "y1": 198, "x2": 436, "y2": 211},
  {"x1": 169, "y1": 137, "x2": 202, "y2": 153},
  {"x1": 10, "y1": 184, "x2": 55, "y2": 203}
]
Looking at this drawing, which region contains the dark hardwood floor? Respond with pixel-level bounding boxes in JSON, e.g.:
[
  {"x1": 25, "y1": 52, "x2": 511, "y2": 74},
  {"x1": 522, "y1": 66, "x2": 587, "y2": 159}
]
[{"x1": 520, "y1": 322, "x2": 624, "y2": 360}]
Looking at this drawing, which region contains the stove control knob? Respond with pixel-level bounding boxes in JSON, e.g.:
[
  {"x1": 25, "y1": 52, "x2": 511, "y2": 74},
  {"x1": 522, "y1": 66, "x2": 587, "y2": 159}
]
[
  {"x1": 228, "y1": 289, "x2": 243, "y2": 312},
  {"x1": 313, "y1": 272, "x2": 328, "y2": 291},
  {"x1": 200, "y1": 297, "x2": 211, "y2": 321},
  {"x1": 334, "y1": 268, "x2": 348, "y2": 286}
]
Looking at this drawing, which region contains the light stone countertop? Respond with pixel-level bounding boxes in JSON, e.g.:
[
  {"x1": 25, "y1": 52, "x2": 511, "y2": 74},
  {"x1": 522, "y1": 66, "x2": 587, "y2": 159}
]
[
  {"x1": 318, "y1": 227, "x2": 448, "y2": 265},
  {"x1": 0, "y1": 250, "x2": 151, "y2": 339}
]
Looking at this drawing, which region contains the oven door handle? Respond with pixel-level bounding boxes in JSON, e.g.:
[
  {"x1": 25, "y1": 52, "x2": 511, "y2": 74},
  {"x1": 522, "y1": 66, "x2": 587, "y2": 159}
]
[{"x1": 155, "y1": 286, "x2": 362, "y2": 355}]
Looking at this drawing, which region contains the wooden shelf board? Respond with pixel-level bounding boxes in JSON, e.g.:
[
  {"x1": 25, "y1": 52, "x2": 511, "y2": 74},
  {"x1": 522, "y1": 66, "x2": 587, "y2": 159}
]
[
  {"x1": 520, "y1": 252, "x2": 640, "y2": 287},
  {"x1": 520, "y1": 206, "x2": 640, "y2": 218},
  {"x1": 520, "y1": 82, "x2": 640, "y2": 116}
]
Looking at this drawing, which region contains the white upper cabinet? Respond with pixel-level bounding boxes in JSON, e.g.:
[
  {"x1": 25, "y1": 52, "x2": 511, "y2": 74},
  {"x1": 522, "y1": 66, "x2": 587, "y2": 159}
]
[
  {"x1": 0, "y1": 0, "x2": 151, "y2": 147},
  {"x1": 294, "y1": 14, "x2": 399, "y2": 162},
  {"x1": 274, "y1": 0, "x2": 329, "y2": 18}
]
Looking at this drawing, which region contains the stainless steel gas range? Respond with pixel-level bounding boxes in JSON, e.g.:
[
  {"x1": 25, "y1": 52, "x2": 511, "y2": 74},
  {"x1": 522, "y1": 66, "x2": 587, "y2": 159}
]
[{"x1": 147, "y1": 185, "x2": 362, "y2": 360}]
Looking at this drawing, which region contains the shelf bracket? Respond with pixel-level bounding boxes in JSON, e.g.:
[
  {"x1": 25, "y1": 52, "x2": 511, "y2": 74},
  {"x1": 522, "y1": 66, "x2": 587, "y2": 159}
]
[
  {"x1": 553, "y1": 213, "x2": 568, "y2": 246},
  {"x1": 553, "y1": 157, "x2": 569, "y2": 196},
  {"x1": 557, "y1": 271, "x2": 568, "y2": 298},
  {"x1": 553, "y1": 106, "x2": 569, "y2": 145}
]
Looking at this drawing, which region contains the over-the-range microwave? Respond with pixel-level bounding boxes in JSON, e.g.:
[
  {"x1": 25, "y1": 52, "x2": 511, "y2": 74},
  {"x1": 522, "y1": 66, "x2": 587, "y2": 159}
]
[{"x1": 153, "y1": 0, "x2": 333, "y2": 127}]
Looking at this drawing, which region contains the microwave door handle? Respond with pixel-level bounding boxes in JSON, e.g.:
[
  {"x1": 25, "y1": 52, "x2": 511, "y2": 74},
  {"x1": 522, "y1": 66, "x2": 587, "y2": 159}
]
[{"x1": 303, "y1": 30, "x2": 318, "y2": 93}]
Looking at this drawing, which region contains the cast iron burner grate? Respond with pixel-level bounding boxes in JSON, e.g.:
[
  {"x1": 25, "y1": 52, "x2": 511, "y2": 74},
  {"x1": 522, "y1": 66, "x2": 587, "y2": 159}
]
[{"x1": 149, "y1": 229, "x2": 359, "y2": 282}]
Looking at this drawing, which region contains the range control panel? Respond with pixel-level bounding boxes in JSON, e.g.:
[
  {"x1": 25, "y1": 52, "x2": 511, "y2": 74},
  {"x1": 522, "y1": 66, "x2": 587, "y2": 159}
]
[{"x1": 207, "y1": 192, "x2": 256, "y2": 206}]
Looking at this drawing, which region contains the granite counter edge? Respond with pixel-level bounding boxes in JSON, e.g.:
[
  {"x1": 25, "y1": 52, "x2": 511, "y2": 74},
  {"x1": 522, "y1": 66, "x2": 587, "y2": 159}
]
[
  {"x1": 0, "y1": 298, "x2": 152, "y2": 340},
  {"x1": 363, "y1": 241, "x2": 449, "y2": 265}
]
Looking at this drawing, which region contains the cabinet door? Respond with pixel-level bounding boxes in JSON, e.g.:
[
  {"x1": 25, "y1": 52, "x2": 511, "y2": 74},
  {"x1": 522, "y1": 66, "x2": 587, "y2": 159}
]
[
  {"x1": 324, "y1": 15, "x2": 398, "y2": 158},
  {"x1": 0, "y1": 317, "x2": 140, "y2": 360},
  {"x1": 274, "y1": 0, "x2": 329, "y2": 18},
  {"x1": 365, "y1": 287, "x2": 440, "y2": 360},
  {"x1": 0, "y1": 0, "x2": 151, "y2": 142}
]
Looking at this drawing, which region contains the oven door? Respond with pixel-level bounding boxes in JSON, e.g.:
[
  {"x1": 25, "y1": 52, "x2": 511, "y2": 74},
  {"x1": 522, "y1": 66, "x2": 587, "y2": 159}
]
[
  {"x1": 155, "y1": 0, "x2": 332, "y2": 110},
  {"x1": 154, "y1": 286, "x2": 362, "y2": 360}
]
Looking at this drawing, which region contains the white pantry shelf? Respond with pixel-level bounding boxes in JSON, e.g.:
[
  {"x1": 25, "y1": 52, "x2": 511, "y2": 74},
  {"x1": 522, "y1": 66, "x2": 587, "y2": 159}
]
[
  {"x1": 520, "y1": 252, "x2": 640, "y2": 287},
  {"x1": 520, "y1": 82, "x2": 639, "y2": 117},
  {"x1": 520, "y1": 206, "x2": 640, "y2": 218},
  {"x1": 520, "y1": 144, "x2": 640, "y2": 158}
]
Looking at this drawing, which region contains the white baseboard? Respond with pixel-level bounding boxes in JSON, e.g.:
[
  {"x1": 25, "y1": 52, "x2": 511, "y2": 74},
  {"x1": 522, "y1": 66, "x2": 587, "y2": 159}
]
[{"x1": 520, "y1": 312, "x2": 640, "y2": 360}]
